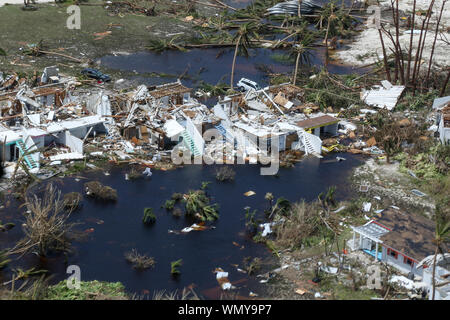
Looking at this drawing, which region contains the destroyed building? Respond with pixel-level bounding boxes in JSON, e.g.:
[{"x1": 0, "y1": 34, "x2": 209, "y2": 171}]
[{"x1": 350, "y1": 207, "x2": 449, "y2": 299}]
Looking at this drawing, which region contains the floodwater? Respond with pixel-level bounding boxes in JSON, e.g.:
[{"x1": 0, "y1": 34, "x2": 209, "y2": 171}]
[
  {"x1": 99, "y1": 0, "x2": 368, "y2": 89},
  {"x1": 100, "y1": 47, "x2": 366, "y2": 89},
  {"x1": 0, "y1": 1, "x2": 369, "y2": 298},
  {"x1": 0, "y1": 153, "x2": 363, "y2": 298}
]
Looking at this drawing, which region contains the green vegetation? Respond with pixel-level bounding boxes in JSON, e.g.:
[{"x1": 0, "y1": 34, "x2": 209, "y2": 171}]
[
  {"x1": 243, "y1": 257, "x2": 262, "y2": 275},
  {"x1": 46, "y1": 280, "x2": 127, "y2": 300},
  {"x1": 124, "y1": 249, "x2": 155, "y2": 270},
  {"x1": 184, "y1": 190, "x2": 219, "y2": 222},
  {"x1": 200, "y1": 181, "x2": 211, "y2": 190},
  {"x1": 0, "y1": 250, "x2": 11, "y2": 269},
  {"x1": 163, "y1": 199, "x2": 176, "y2": 211},
  {"x1": 396, "y1": 90, "x2": 439, "y2": 111},
  {"x1": 198, "y1": 81, "x2": 229, "y2": 96},
  {"x1": 171, "y1": 193, "x2": 184, "y2": 201},
  {"x1": 244, "y1": 206, "x2": 258, "y2": 234},
  {"x1": 0, "y1": 221, "x2": 15, "y2": 232},
  {"x1": 142, "y1": 208, "x2": 156, "y2": 224},
  {"x1": 320, "y1": 277, "x2": 378, "y2": 300},
  {"x1": 170, "y1": 259, "x2": 183, "y2": 275},
  {"x1": 300, "y1": 70, "x2": 361, "y2": 110}
]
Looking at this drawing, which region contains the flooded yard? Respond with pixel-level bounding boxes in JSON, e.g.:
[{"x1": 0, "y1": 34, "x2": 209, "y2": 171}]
[{"x1": 0, "y1": 153, "x2": 363, "y2": 298}]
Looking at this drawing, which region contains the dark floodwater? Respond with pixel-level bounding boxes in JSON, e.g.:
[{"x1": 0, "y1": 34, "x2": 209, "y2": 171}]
[
  {"x1": 0, "y1": 153, "x2": 363, "y2": 298},
  {"x1": 100, "y1": 47, "x2": 365, "y2": 89},
  {"x1": 223, "y1": 0, "x2": 358, "y2": 10}
]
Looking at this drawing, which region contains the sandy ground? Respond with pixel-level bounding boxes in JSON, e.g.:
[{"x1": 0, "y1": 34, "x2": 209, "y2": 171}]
[
  {"x1": 0, "y1": 0, "x2": 54, "y2": 6},
  {"x1": 335, "y1": 0, "x2": 450, "y2": 71}
]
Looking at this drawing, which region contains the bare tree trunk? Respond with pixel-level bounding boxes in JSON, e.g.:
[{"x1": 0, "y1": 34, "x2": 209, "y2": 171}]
[
  {"x1": 414, "y1": 1, "x2": 435, "y2": 93},
  {"x1": 406, "y1": 0, "x2": 417, "y2": 83},
  {"x1": 298, "y1": 0, "x2": 302, "y2": 18},
  {"x1": 411, "y1": 0, "x2": 435, "y2": 95},
  {"x1": 389, "y1": 0, "x2": 399, "y2": 82},
  {"x1": 230, "y1": 36, "x2": 241, "y2": 90},
  {"x1": 425, "y1": 0, "x2": 447, "y2": 85},
  {"x1": 378, "y1": 29, "x2": 391, "y2": 82},
  {"x1": 324, "y1": 14, "x2": 332, "y2": 69},
  {"x1": 293, "y1": 52, "x2": 300, "y2": 85},
  {"x1": 394, "y1": 0, "x2": 406, "y2": 84}
]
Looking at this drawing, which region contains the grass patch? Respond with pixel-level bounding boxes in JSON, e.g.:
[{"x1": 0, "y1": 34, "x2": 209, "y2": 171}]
[{"x1": 45, "y1": 280, "x2": 127, "y2": 300}]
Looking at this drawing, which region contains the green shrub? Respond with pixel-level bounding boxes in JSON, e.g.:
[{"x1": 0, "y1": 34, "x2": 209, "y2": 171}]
[
  {"x1": 142, "y1": 208, "x2": 156, "y2": 224},
  {"x1": 163, "y1": 200, "x2": 176, "y2": 210},
  {"x1": 170, "y1": 259, "x2": 183, "y2": 275}
]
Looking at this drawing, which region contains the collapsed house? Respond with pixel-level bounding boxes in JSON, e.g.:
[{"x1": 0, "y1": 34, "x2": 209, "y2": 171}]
[
  {"x1": 212, "y1": 83, "x2": 340, "y2": 160},
  {"x1": 0, "y1": 67, "x2": 108, "y2": 173},
  {"x1": 350, "y1": 207, "x2": 450, "y2": 299},
  {"x1": 0, "y1": 65, "x2": 347, "y2": 176}
]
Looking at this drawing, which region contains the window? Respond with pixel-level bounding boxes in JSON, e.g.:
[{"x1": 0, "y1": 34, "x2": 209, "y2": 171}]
[
  {"x1": 404, "y1": 257, "x2": 414, "y2": 267},
  {"x1": 387, "y1": 248, "x2": 398, "y2": 259}
]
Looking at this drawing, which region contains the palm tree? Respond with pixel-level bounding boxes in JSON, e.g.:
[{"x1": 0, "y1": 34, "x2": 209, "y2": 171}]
[
  {"x1": 230, "y1": 22, "x2": 258, "y2": 90},
  {"x1": 290, "y1": 31, "x2": 314, "y2": 85},
  {"x1": 431, "y1": 206, "x2": 450, "y2": 300},
  {"x1": 265, "y1": 192, "x2": 274, "y2": 208},
  {"x1": 297, "y1": 0, "x2": 302, "y2": 18}
]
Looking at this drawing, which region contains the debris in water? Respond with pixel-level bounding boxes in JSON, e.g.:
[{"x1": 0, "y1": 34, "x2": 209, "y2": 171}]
[
  {"x1": 142, "y1": 167, "x2": 152, "y2": 177},
  {"x1": 214, "y1": 268, "x2": 235, "y2": 290}
]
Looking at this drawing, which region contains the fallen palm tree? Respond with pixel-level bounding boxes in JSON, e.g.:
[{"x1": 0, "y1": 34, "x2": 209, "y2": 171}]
[
  {"x1": 23, "y1": 40, "x2": 83, "y2": 63},
  {"x1": 184, "y1": 190, "x2": 219, "y2": 222}
]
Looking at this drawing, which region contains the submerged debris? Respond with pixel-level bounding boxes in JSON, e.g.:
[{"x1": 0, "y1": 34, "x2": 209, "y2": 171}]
[
  {"x1": 215, "y1": 166, "x2": 236, "y2": 182},
  {"x1": 84, "y1": 181, "x2": 118, "y2": 202},
  {"x1": 63, "y1": 192, "x2": 82, "y2": 211},
  {"x1": 124, "y1": 249, "x2": 155, "y2": 270}
]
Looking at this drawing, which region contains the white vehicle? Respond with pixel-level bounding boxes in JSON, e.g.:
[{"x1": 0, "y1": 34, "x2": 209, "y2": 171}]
[{"x1": 236, "y1": 78, "x2": 261, "y2": 92}]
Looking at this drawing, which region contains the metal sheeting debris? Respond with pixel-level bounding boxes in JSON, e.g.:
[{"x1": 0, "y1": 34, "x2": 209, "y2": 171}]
[{"x1": 361, "y1": 81, "x2": 405, "y2": 111}]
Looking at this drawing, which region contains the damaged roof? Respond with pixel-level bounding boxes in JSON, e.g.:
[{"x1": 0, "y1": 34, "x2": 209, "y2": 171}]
[
  {"x1": 375, "y1": 208, "x2": 441, "y2": 262},
  {"x1": 296, "y1": 114, "x2": 338, "y2": 129},
  {"x1": 148, "y1": 82, "x2": 191, "y2": 99}
]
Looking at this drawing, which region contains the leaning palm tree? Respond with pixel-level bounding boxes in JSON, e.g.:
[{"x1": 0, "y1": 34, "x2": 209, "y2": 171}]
[
  {"x1": 431, "y1": 206, "x2": 450, "y2": 300},
  {"x1": 229, "y1": 22, "x2": 258, "y2": 90}
]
